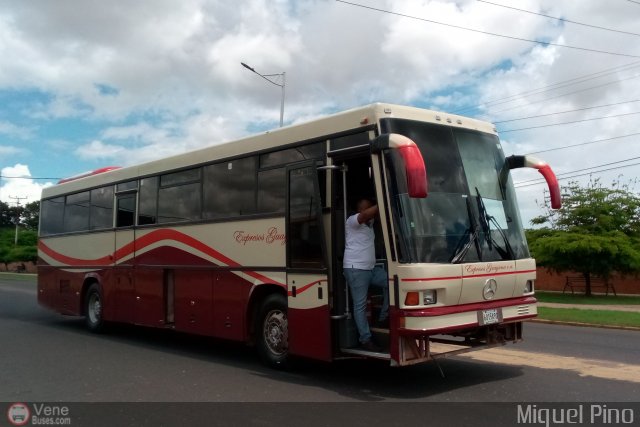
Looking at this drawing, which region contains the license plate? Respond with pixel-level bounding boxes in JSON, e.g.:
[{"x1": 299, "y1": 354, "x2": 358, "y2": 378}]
[{"x1": 478, "y1": 308, "x2": 503, "y2": 326}]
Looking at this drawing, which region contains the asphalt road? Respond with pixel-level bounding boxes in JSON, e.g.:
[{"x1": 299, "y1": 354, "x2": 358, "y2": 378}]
[{"x1": 1, "y1": 276, "x2": 639, "y2": 403}]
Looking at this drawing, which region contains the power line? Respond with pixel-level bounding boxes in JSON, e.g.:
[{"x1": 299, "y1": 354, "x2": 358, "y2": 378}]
[
  {"x1": 500, "y1": 110, "x2": 640, "y2": 133},
  {"x1": 0, "y1": 175, "x2": 59, "y2": 180},
  {"x1": 454, "y1": 61, "x2": 640, "y2": 115},
  {"x1": 524, "y1": 132, "x2": 640, "y2": 155},
  {"x1": 514, "y1": 162, "x2": 640, "y2": 188},
  {"x1": 493, "y1": 99, "x2": 640, "y2": 124},
  {"x1": 477, "y1": 0, "x2": 640, "y2": 37},
  {"x1": 485, "y1": 72, "x2": 640, "y2": 117},
  {"x1": 336, "y1": 1, "x2": 640, "y2": 58},
  {"x1": 626, "y1": 0, "x2": 640, "y2": 5}
]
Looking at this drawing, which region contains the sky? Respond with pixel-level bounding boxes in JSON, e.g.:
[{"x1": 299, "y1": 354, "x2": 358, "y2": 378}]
[{"x1": 0, "y1": 0, "x2": 639, "y2": 225}]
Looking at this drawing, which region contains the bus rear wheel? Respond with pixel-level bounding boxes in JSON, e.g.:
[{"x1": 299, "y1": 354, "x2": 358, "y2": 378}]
[
  {"x1": 256, "y1": 294, "x2": 289, "y2": 367},
  {"x1": 84, "y1": 283, "x2": 104, "y2": 333}
]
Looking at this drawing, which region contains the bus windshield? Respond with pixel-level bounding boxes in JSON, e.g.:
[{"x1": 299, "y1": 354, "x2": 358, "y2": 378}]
[{"x1": 380, "y1": 118, "x2": 529, "y2": 264}]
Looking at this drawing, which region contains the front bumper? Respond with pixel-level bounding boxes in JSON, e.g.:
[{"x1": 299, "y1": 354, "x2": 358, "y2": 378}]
[{"x1": 397, "y1": 296, "x2": 537, "y2": 336}]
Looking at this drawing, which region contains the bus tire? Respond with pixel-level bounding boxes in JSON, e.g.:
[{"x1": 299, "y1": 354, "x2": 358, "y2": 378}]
[
  {"x1": 84, "y1": 283, "x2": 104, "y2": 333},
  {"x1": 256, "y1": 293, "x2": 289, "y2": 368}
]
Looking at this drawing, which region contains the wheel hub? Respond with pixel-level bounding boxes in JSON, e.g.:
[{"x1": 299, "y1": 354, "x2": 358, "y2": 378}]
[{"x1": 264, "y1": 310, "x2": 288, "y2": 355}]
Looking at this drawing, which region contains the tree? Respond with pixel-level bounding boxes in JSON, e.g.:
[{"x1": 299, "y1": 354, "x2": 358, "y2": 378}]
[
  {"x1": 528, "y1": 179, "x2": 640, "y2": 296},
  {"x1": 0, "y1": 245, "x2": 10, "y2": 270},
  {"x1": 0, "y1": 200, "x2": 39, "y2": 230},
  {"x1": 0, "y1": 201, "x2": 14, "y2": 227},
  {"x1": 20, "y1": 201, "x2": 40, "y2": 231}
]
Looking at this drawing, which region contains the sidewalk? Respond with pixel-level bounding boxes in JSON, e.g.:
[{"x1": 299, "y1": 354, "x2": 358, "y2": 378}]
[{"x1": 538, "y1": 302, "x2": 640, "y2": 313}]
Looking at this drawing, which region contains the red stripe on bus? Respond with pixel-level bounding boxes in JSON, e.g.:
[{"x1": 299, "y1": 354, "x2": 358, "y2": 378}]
[
  {"x1": 38, "y1": 229, "x2": 287, "y2": 287},
  {"x1": 38, "y1": 241, "x2": 112, "y2": 266}
]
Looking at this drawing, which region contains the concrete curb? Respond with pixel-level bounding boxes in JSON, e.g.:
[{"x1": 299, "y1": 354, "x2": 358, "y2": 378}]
[{"x1": 530, "y1": 318, "x2": 640, "y2": 332}]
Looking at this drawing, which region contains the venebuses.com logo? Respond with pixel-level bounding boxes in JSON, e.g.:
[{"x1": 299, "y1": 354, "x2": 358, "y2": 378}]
[
  {"x1": 6, "y1": 403, "x2": 30, "y2": 426},
  {"x1": 6, "y1": 402, "x2": 72, "y2": 426}
]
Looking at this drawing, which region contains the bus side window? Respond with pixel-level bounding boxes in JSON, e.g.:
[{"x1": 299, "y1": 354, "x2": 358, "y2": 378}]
[
  {"x1": 158, "y1": 168, "x2": 202, "y2": 223},
  {"x1": 63, "y1": 191, "x2": 90, "y2": 233},
  {"x1": 116, "y1": 195, "x2": 136, "y2": 227},
  {"x1": 40, "y1": 197, "x2": 65, "y2": 236},
  {"x1": 138, "y1": 177, "x2": 158, "y2": 225},
  {"x1": 90, "y1": 186, "x2": 114, "y2": 230}
]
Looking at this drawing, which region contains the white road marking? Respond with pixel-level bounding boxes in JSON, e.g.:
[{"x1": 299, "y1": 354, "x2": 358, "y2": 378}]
[{"x1": 458, "y1": 347, "x2": 640, "y2": 383}]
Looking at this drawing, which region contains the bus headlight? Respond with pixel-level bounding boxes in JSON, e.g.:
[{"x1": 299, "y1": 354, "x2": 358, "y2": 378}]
[
  {"x1": 404, "y1": 290, "x2": 437, "y2": 306},
  {"x1": 423, "y1": 290, "x2": 437, "y2": 305},
  {"x1": 525, "y1": 280, "x2": 534, "y2": 294}
]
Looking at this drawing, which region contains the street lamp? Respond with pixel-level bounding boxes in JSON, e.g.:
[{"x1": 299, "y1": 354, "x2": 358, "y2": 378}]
[{"x1": 241, "y1": 62, "x2": 286, "y2": 127}]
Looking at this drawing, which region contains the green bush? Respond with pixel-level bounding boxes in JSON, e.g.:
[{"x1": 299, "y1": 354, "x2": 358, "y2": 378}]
[{"x1": 0, "y1": 227, "x2": 38, "y2": 264}]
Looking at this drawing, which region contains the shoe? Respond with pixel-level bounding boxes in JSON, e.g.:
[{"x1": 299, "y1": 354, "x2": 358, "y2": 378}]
[
  {"x1": 359, "y1": 340, "x2": 382, "y2": 352},
  {"x1": 375, "y1": 318, "x2": 389, "y2": 329}
]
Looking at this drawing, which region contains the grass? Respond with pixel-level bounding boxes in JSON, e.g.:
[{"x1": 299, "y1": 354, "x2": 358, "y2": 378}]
[
  {"x1": 536, "y1": 291, "x2": 640, "y2": 305},
  {"x1": 538, "y1": 307, "x2": 640, "y2": 329},
  {"x1": 0, "y1": 272, "x2": 37, "y2": 283}
]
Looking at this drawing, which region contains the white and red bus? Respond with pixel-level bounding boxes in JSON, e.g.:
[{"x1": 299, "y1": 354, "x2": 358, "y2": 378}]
[{"x1": 37, "y1": 103, "x2": 560, "y2": 367}]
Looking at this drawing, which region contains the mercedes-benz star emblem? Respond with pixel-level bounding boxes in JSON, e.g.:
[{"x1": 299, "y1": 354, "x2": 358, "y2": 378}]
[{"x1": 483, "y1": 279, "x2": 498, "y2": 300}]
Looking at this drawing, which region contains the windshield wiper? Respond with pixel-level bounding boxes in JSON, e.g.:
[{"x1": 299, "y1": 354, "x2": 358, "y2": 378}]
[
  {"x1": 450, "y1": 195, "x2": 482, "y2": 264},
  {"x1": 475, "y1": 187, "x2": 515, "y2": 260}
]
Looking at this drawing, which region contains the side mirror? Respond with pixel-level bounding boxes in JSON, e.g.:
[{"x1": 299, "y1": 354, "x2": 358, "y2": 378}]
[
  {"x1": 507, "y1": 155, "x2": 561, "y2": 209},
  {"x1": 372, "y1": 134, "x2": 428, "y2": 198}
]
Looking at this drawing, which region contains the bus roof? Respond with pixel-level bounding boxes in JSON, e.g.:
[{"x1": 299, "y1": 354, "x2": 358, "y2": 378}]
[{"x1": 41, "y1": 103, "x2": 496, "y2": 199}]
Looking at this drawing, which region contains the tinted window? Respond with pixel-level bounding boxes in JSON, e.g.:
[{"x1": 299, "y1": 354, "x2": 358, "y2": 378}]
[
  {"x1": 330, "y1": 132, "x2": 370, "y2": 151},
  {"x1": 260, "y1": 143, "x2": 324, "y2": 168},
  {"x1": 161, "y1": 168, "x2": 201, "y2": 187},
  {"x1": 117, "y1": 180, "x2": 138, "y2": 192},
  {"x1": 158, "y1": 183, "x2": 201, "y2": 223},
  {"x1": 380, "y1": 118, "x2": 466, "y2": 194},
  {"x1": 203, "y1": 158, "x2": 256, "y2": 219},
  {"x1": 157, "y1": 168, "x2": 202, "y2": 224},
  {"x1": 90, "y1": 186, "x2": 114, "y2": 230},
  {"x1": 158, "y1": 188, "x2": 201, "y2": 223},
  {"x1": 40, "y1": 197, "x2": 65, "y2": 236},
  {"x1": 257, "y1": 168, "x2": 285, "y2": 214},
  {"x1": 138, "y1": 177, "x2": 158, "y2": 225},
  {"x1": 288, "y1": 166, "x2": 324, "y2": 268},
  {"x1": 64, "y1": 191, "x2": 90, "y2": 232},
  {"x1": 117, "y1": 195, "x2": 136, "y2": 227}
]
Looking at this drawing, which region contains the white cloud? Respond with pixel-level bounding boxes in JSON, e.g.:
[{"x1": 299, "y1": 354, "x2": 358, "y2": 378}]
[
  {"x1": 0, "y1": 121, "x2": 32, "y2": 139},
  {"x1": 0, "y1": 164, "x2": 53, "y2": 203},
  {"x1": 74, "y1": 140, "x2": 127, "y2": 161},
  {"x1": 0, "y1": 145, "x2": 23, "y2": 156}
]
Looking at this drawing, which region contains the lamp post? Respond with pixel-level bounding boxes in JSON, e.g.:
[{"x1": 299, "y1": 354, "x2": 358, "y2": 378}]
[{"x1": 241, "y1": 62, "x2": 286, "y2": 127}]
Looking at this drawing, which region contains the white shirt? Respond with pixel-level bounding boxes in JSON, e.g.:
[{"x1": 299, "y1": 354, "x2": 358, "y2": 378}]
[{"x1": 343, "y1": 213, "x2": 376, "y2": 270}]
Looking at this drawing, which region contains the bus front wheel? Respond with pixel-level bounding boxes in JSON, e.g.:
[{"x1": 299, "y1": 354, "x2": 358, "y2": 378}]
[
  {"x1": 256, "y1": 293, "x2": 289, "y2": 367},
  {"x1": 84, "y1": 283, "x2": 104, "y2": 333}
]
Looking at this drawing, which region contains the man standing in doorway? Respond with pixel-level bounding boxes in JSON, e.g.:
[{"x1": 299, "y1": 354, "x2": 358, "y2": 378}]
[{"x1": 343, "y1": 197, "x2": 389, "y2": 352}]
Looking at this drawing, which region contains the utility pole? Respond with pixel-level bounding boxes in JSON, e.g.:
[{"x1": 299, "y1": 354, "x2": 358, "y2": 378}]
[
  {"x1": 241, "y1": 62, "x2": 286, "y2": 127},
  {"x1": 9, "y1": 195, "x2": 27, "y2": 246}
]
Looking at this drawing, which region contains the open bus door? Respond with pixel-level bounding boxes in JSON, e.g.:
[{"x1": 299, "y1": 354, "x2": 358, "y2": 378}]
[{"x1": 285, "y1": 161, "x2": 332, "y2": 361}]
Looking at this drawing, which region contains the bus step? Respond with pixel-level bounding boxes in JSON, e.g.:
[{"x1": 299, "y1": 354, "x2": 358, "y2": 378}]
[
  {"x1": 340, "y1": 347, "x2": 391, "y2": 360},
  {"x1": 371, "y1": 329, "x2": 390, "y2": 349}
]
